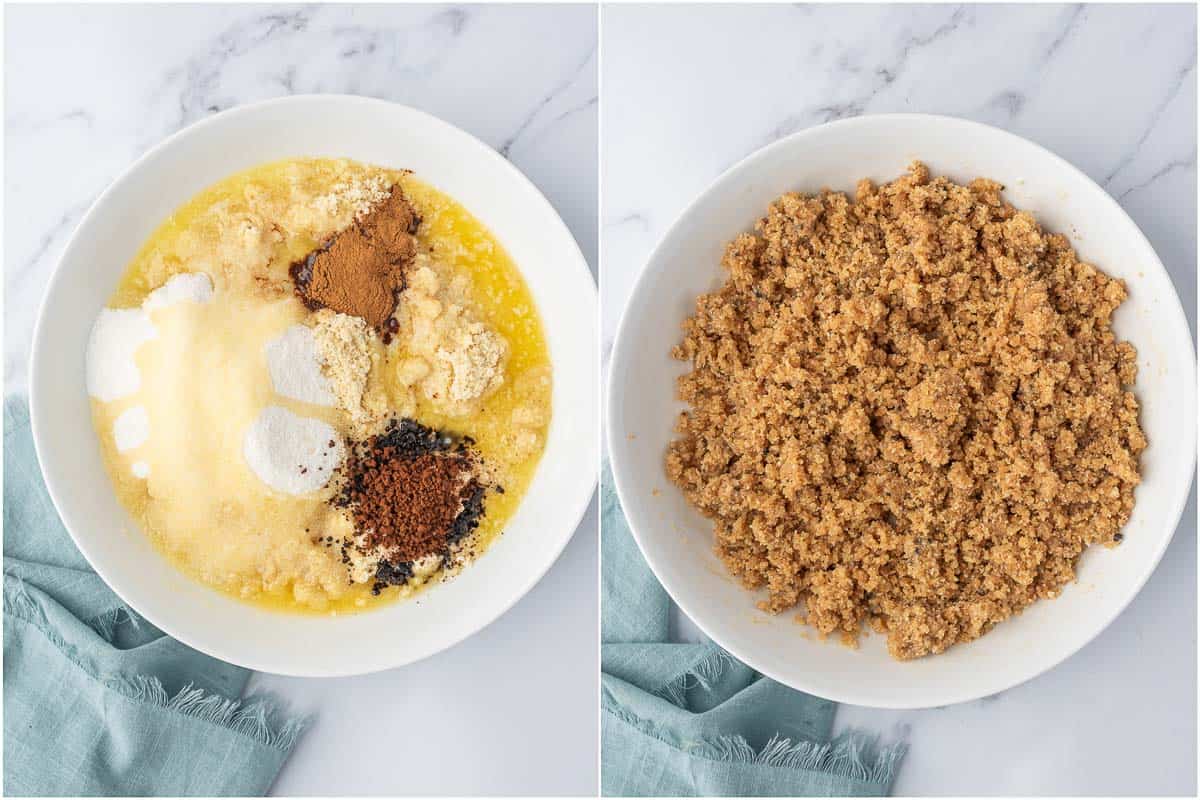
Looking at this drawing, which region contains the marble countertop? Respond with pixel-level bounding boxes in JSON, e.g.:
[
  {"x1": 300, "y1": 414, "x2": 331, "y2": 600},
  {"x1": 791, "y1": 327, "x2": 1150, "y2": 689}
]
[
  {"x1": 6, "y1": 2, "x2": 1197, "y2": 797},
  {"x1": 602, "y1": 4, "x2": 1196, "y2": 796},
  {"x1": 6, "y1": 5, "x2": 597, "y2": 795}
]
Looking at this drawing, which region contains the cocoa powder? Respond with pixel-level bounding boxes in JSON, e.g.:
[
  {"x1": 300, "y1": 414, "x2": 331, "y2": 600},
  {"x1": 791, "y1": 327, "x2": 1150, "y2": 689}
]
[{"x1": 291, "y1": 185, "x2": 419, "y2": 331}]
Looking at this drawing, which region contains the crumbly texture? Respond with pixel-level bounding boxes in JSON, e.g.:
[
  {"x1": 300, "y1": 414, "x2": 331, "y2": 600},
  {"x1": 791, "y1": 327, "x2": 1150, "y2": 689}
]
[
  {"x1": 665, "y1": 163, "x2": 1146, "y2": 661},
  {"x1": 311, "y1": 310, "x2": 392, "y2": 434},
  {"x1": 291, "y1": 185, "x2": 419, "y2": 331},
  {"x1": 394, "y1": 259, "x2": 507, "y2": 417}
]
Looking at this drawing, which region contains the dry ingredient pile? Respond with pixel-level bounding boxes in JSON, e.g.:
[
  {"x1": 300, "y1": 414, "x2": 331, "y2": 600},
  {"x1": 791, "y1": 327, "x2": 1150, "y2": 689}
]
[
  {"x1": 331, "y1": 419, "x2": 488, "y2": 594},
  {"x1": 666, "y1": 162, "x2": 1146, "y2": 660},
  {"x1": 85, "y1": 158, "x2": 551, "y2": 613},
  {"x1": 291, "y1": 185, "x2": 418, "y2": 336}
]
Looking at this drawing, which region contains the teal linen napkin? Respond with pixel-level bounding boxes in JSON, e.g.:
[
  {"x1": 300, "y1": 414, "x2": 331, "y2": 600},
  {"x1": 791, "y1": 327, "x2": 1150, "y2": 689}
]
[
  {"x1": 4, "y1": 397, "x2": 305, "y2": 796},
  {"x1": 601, "y1": 466, "x2": 905, "y2": 797}
]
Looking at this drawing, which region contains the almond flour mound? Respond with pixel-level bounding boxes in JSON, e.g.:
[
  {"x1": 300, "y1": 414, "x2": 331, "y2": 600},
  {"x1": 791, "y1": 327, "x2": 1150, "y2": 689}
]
[
  {"x1": 665, "y1": 162, "x2": 1147, "y2": 661},
  {"x1": 311, "y1": 310, "x2": 393, "y2": 433},
  {"x1": 394, "y1": 259, "x2": 507, "y2": 417},
  {"x1": 311, "y1": 173, "x2": 394, "y2": 222}
]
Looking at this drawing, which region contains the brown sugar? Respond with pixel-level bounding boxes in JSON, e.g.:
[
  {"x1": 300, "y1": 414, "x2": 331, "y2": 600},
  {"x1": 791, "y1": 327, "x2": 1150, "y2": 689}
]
[
  {"x1": 291, "y1": 185, "x2": 419, "y2": 331},
  {"x1": 665, "y1": 162, "x2": 1147, "y2": 661}
]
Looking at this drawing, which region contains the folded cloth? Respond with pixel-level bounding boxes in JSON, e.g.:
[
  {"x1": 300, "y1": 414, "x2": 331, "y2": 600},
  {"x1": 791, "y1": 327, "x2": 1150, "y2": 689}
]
[
  {"x1": 3, "y1": 397, "x2": 305, "y2": 796},
  {"x1": 600, "y1": 465, "x2": 905, "y2": 797}
]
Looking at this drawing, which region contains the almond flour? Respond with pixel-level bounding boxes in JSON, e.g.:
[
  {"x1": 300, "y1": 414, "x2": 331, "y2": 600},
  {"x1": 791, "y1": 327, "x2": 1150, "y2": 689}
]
[
  {"x1": 393, "y1": 261, "x2": 507, "y2": 417},
  {"x1": 311, "y1": 310, "x2": 391, "y2": 433}
]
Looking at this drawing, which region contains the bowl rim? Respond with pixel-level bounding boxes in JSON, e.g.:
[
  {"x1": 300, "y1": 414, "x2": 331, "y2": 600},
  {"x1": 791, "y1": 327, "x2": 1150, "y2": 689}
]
[
  {"x1": 30, "y1": 94, "x2": 598, "y2": 677},
  {"x1": 606, "y1": 111, "x2": 1197, "y2": 708}
]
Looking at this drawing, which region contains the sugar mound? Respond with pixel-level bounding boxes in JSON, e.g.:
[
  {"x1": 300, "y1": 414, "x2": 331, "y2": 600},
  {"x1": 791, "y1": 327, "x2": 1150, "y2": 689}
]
[
  {"x1": 144, "y1": 272, "x2": 213, "y2": 311},
  {"x1": 265, "y1": 325, "x2": 334, "y2": 406},
  {"x1": 113, "y1": 406, "x2": 149, "y2": 452},
  {"x1": 86, "y1": 309, "x2": 157, "y2": 402},
  {"x1": 243, "y1": 406, "x2": 343, "y2": 495},
  {"x1": 86, "y1": 272, "x2": 213, "y2": 402}
]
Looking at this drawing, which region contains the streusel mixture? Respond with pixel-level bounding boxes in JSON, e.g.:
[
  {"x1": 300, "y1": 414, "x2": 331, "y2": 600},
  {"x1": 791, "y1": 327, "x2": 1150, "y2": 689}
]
[{"x1": 666, "y1": 163, "x2": 1145, "y2": 660}]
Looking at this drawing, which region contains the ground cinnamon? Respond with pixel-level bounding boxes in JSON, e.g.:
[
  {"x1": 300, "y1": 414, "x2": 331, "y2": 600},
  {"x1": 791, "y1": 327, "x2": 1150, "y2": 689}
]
[{"x1": 291, "y1": 185, "x2": 419, "y2": 331}]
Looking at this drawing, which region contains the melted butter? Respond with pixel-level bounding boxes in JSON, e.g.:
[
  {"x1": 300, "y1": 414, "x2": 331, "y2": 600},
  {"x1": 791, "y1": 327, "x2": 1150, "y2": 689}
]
[
  {"x1": 389, "y1": 175, "x2": 552, "y2": 557},
  {"x1": 91, "y1": 158, "x2": 551, "y2": 615}
]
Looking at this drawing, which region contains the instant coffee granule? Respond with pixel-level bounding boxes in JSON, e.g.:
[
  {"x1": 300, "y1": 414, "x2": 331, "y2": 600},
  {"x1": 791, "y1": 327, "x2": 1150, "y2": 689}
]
[
  {"x1": 291, "y1": 185, "x2": 420, "y2": 333},
  {"x1": 335, "y1": 419, "x2": 488, "y2": 588},
  {"x1": 355, "y1": 452, "x2": 472, "y2": 561}
]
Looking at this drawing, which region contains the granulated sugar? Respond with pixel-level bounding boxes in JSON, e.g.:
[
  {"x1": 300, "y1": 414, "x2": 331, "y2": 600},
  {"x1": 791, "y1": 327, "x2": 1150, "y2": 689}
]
[
  {"x1": 265, "y1": 324, "x2": 335, "y2": 406},
  {"x1": 143, "y1": 272, "x2": 213, "y2": 311},
  {"x1": 243, "y1": 405, "x2": 344, "y2": 495},
  {"x1": 86, "y1": 309, "x2": 157, "y2": 402},
  {"x1": 113, "y1": 406, "x2": 149, "y2": 452},
  {"x1": 86, "y1": 272, "x2": 214, "y2": 402}
]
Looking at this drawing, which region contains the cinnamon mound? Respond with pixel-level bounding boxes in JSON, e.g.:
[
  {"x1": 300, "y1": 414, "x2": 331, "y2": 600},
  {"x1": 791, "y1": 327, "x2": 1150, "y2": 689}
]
[
  {"x1": 665, "y1": 162, "x2": 1146, "y2": 660},
  {"x1": 291, "y1": 185, "x2": 419, "y2": 331}
]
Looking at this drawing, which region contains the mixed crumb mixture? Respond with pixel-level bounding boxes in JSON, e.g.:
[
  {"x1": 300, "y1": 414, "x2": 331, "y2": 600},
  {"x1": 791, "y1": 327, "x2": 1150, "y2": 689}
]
[
  {"x1": 666, "y1": 162, "x2": 1146, "y2": 660},
  {"x1": 86, "y1": 158, "x2": 551, "y2": 613}
]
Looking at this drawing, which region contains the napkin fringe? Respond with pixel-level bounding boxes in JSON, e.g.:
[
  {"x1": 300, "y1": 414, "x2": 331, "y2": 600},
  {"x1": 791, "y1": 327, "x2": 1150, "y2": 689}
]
[
  {"x1": 89, "y1": 604, "x2": 144, "y2": 640},
  {"x1": 4, "y1": 574, "x2": 305, "y2": 753},
  {"x1": 116, "y1": 675, "x2": 306, "y2": 752},
  {"x1": 690, "y1": 730, "x2": 907, "y2": 786},
  {"x1": 607, "y1": 697, "x2": 905, "y2": 786},
  {"x1": 657, "y1": 647, "x2": 736, "y2": 706}
]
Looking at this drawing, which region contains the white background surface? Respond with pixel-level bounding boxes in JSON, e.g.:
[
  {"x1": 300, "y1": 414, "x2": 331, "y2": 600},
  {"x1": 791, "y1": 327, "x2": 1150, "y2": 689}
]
[
  {"x1": 602, "y1": 4, "x2": 1197, "y2": 797},
  {"x1": 6, "y1": 5, "x2": 598, "y2": 796}
]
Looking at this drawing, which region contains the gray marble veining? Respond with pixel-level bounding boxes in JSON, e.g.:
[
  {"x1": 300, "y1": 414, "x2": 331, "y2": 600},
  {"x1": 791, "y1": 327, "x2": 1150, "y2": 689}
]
[{"x1": 5, "y1": 3, "x2": 598, "y2": 396}]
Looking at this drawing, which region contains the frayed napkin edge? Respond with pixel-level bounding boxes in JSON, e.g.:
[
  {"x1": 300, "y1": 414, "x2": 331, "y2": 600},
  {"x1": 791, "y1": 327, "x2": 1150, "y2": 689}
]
[
  {"x1": 653, "y1": 647, "x2": 738, "y2": 707},
  {"x1": 4, "y1": 573, "x2": 308, "y2": 753},
  {"x1": 605, "y1": 700, "x2": 906, "y2": 788}
]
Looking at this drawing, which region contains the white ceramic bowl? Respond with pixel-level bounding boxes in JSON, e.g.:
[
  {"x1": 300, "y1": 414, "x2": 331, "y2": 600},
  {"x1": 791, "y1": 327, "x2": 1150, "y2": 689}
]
[
  {"x1": 31, "y1": 95, "x2": 597, "y2": 677},
  {"x1": 607, "y1": 114, "x2": 1196, "y2": 709}
]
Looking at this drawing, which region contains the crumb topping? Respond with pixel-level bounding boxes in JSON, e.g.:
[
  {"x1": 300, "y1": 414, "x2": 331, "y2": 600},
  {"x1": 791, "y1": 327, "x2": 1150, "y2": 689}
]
[{"x1": 665, "y1": 162, "x2": 1146, "y2": 660}]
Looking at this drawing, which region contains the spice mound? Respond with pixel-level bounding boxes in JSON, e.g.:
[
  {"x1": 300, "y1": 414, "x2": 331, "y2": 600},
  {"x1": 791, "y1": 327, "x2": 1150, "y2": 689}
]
[
  {"x1": 291, "y1": 185, "x2": 419, "y2": 332},
  {"x1": 665, "y1": 162, "x2": 1147, "y2": 661},
  {"x1": 334, "y1": 418, "x2": 489, "y2": 593}
]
